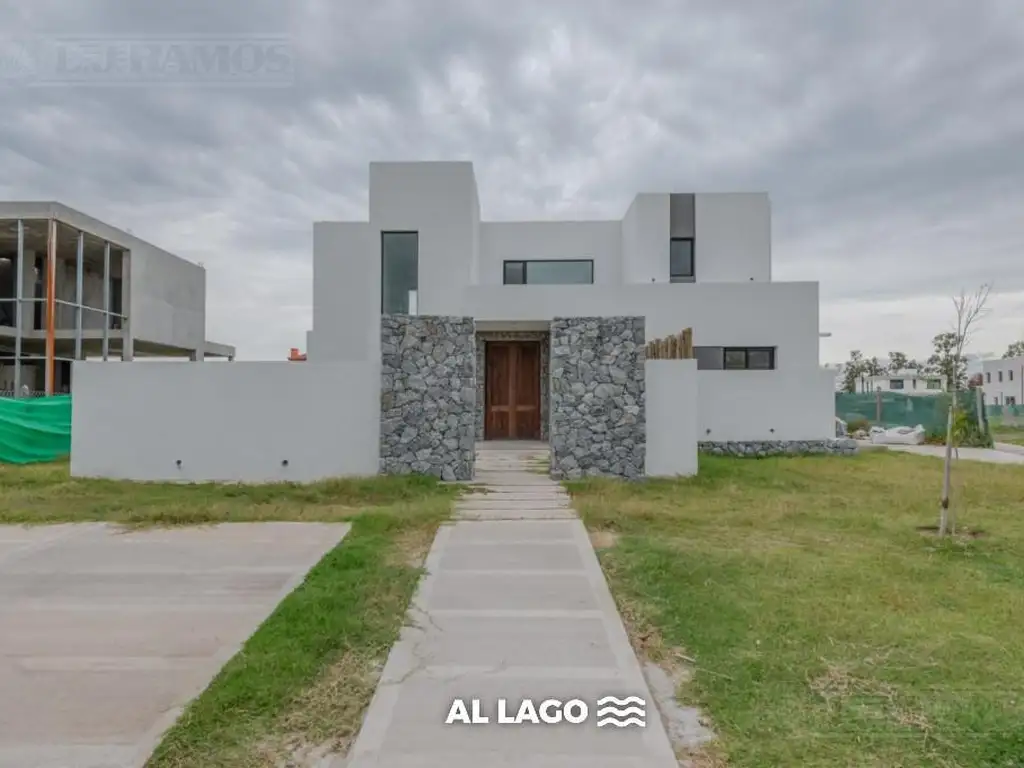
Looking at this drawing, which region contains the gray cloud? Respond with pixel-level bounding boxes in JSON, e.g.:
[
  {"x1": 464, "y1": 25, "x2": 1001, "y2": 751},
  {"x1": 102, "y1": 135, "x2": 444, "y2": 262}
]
[{"x1": 1, "y1": 0, "x2": 1022, "y2": 360}]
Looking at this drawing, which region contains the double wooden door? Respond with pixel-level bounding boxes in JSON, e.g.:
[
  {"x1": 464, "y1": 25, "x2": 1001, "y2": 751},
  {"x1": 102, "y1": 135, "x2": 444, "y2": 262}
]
[{"x1": 484, "y1": 341, "x2": 541, "y2": 440}]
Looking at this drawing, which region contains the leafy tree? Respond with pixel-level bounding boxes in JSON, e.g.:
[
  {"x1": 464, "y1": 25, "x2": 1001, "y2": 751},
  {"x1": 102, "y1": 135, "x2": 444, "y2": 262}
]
[
  {"x1": 841, "y1": 350, "x2": 865, "y2": 393},
  {"x1": 927, "y1": 331, "x2": 968, "y2": 392},
  {"x1": 888, "y1": 351, "x2": 920, "y2": 372},
  {"x1": 865, "y1": 356, "x2": 885, "y2": 377},
  {"x1": 1003, "y1": 341, "x2": 1024, "y2": 359},
  {"x1": 968, "y1": 373, "x2": 984, "y2": 389}
]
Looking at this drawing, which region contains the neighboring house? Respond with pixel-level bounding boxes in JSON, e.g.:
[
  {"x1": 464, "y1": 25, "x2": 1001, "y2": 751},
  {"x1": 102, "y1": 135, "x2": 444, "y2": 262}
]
[
  {"x1": 308, "y1": 161, "x2": 834, "y2": 445},
  {"x1": 982, "y1": 355, "x2": 1024, "y2": 406},
  {"x1": 0, "y1": 202, "x2": 234, "y2": 395},
  {"x1": 857, "y1": 370, "x2": 946, "y2": 395},
  {"x1": 288, "y1": 347, "x2": 307, "y2": 361}
]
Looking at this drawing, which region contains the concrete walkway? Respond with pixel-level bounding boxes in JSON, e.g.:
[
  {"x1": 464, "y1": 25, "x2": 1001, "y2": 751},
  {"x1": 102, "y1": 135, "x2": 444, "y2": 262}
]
[
  {"x1": 344, "y1": 443, "x2": 677, "y2": 767},
  {"x1": 858, "y1": 440, "x2": 1024, "y2": 465},
  {"x1": 0, "y1": 522, "x2": 349, "y2": 768}
]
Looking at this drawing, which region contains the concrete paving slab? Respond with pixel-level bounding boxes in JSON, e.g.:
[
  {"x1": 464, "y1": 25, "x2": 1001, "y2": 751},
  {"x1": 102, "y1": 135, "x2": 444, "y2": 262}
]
[
  {"x1": 469, "y1": 472, "x2": 558, "y2": 485},
  {"x1": 455, "y1": 508, "x2": 578, "y2": 521},
  {"x1": 438, "y1": 541, "x2": 584, "y2": 571},
  {"x1": 456, "y1": 499, "x2": 570, "y2": 510},
  {"x1": 342, "y1": 445, "x2": 675, "y2": 767},
  {"x1": 882, "y1": 443, "x2": 1024, "y2": 464},
  {"x1": 0, "y1": 522, "x2": 349, "y2": 768},
  {"x1": 445, "y1": 520, "x2": 578, "y2": 543}
]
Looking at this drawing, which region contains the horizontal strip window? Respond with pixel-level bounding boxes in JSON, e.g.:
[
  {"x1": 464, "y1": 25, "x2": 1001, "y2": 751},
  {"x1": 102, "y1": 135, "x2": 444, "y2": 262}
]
[
  {"x1": 695, "y1": 346, "x2": 776, "y2": 370},
  {"x1": 503, "y1": 259, "x2": 594, "y2": 285}
]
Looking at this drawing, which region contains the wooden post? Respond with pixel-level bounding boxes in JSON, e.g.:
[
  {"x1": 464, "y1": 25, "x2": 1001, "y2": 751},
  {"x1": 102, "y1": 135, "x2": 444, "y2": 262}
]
[{"x1": 875, "y1": 388, "x2": 882, "y2": 424}]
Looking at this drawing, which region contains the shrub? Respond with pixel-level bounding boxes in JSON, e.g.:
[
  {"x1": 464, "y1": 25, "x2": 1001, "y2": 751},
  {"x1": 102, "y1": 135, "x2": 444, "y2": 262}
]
[{"x1": 846, "y1": 417, "x2": 870, "y2": 434}]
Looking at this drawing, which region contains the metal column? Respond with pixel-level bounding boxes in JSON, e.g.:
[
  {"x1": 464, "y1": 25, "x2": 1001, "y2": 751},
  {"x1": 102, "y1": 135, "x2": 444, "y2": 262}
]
[
  {"x1": 120, "y1": 250, "x2": 133, "y2": 361},
  {"x1": 44, "y1": 218, "x2": 57, "y2": 395},
  {"x1": 102, "y1": 242, "x2": 110, "y2": 361},
  {"x1": 13, "y1": 220, "x2": 24, "y2": 397},
  {"x1": 74, "y1": 230, "x2": 84, "y2": 363}
]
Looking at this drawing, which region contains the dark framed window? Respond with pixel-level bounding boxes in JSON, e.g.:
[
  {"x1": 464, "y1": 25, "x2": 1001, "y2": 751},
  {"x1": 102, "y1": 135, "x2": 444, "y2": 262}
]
[
  {"x1": 381, "y1": 231, "x2": 418, "y2": 314},
  {"x1": 890, "y1": 379, "x2": 905, "y2": 390},
  {"x1": 695, "y1": 346, "x2": 775, "y2": 370},
  {"x1": 999, "y1": 371, "x2": 1004, "y2": 383},
  {"x1": 694, "y1": 346, "x2": 724, "y2": 370},
  {"x1": 926, "y1": 379, "x2": 942, "y2": 390},
  {"x1": 502, "y1": 259, "x2": 593, "y2": 285},
  {"x1": 986, "y1": 372, "x2": 991, "y2": 383},
  {"x1": 1010, "y1": 370, "x2": 1015, "y2": 381},
  {"x1": 670, "y1": 238, "x2": 694, "y2": 282}
]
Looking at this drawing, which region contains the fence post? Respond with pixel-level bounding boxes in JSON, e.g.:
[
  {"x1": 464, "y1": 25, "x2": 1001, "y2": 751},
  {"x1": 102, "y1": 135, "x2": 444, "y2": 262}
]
[
  {"x1": 875, "y1": 388, "x2": 882, "y2": 423},
  {"x1": 976, "y1": 386, "x2": 987, "y2": 438}
]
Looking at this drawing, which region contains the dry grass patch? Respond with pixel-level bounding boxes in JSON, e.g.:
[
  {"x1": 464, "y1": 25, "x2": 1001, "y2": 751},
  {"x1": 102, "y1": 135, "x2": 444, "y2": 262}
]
[{"x1": 589, "y1": 530, "x2": 620, "y2": 550}]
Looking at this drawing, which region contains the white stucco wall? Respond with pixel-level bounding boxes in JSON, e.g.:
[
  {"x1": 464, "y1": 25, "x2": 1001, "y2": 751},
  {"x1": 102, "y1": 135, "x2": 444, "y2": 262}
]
[
  {"x1": 698, "y1": 367, "x2": 836, "y2": 441},
  {"x1": 464, "y1": 281, "x2": 821, "y2": 370},
  {"x1": 71, "y1": 361, "x2": 380, "y2": 482},
  {"x1": 479, "y1": 221, "x2": 622, "y2": 285},
  {"x1": 311, "y1": 221, "x2": 379, "y2": 362},
  {"x1": 646, "y1": 360, "x2": 698, "y2": 476},
  {"x1": 621, "y1": 194, "x2": 671, "y2": 284},
  {"x1": 369, "y1": 161, "x2": 479, "y2": 315},
  {"x1": 982, "y1": 356, "x2": 1024, "y2": 405},
  {"x1": 694, "y1": 193, "x2": 771, "y2": 282}
]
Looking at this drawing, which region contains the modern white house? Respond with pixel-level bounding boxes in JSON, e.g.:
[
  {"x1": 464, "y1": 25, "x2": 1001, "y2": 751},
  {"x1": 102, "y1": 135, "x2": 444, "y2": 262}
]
[
  {"x1": 856, "y1": 370, "x2": 946, "y2": 396},
  {"x1": 982, "y1": 356, "x2": 1024, "y2": 406},
  {"x1": 70, "y1": 161, "x2": 849, "y2": 484},
  {"x1": 0, "y1": 202, "x2": 234, "y2": 395}
]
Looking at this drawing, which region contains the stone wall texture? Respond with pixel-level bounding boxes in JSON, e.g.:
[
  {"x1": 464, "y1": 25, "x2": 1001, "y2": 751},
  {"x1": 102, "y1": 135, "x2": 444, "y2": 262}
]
[
  {"x1": 699, "y1": 439, "x2": 858, "y2": 457},
  {"x1": 476, "y1": 330, "x2": 550, "y2": 441},
  {"x1": 380, "y1": 315, "x2": 476, "y2": 480},
  {"x1": 549, "y1": 317, "x2": 645, "y2": 479}
]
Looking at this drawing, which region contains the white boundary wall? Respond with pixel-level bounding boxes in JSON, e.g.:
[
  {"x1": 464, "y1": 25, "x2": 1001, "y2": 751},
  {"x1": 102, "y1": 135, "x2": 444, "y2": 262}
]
[
  {"x1": 71, "y1": 362, "x2": 380, "y2": 482},
  {"x1": 646, "y1": 360, "x2": 699, "y2": 477},
  {"x1": 697, "y1": 367, "x2": 836, "y2": 441}
]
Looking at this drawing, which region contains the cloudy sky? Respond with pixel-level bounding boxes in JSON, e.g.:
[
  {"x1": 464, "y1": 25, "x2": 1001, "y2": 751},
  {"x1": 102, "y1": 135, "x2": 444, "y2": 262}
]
[{"x1": 2, "y1": 0, "x2": 1022, "y2": 363}]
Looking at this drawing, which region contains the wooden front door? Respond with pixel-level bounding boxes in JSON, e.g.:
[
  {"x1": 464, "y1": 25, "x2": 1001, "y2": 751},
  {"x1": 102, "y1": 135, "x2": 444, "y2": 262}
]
[{"x1": 485, "y1": 341, "x2": 541, "y2": 440}]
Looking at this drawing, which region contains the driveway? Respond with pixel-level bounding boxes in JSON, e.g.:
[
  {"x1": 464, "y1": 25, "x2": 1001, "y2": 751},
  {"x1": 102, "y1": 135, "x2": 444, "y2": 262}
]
[
  {"x1": 858, "y1": 440, "x2": 1024, "y2": 465},
  {"x1": 0, "y1": 522, "x2": 349, "y2": 768}
]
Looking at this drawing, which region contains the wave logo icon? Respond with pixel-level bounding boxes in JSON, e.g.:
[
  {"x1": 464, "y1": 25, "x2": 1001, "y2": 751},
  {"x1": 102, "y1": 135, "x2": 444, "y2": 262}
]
[{"x1": 594, "y1": 695, "x2": 646, "y2": 728}]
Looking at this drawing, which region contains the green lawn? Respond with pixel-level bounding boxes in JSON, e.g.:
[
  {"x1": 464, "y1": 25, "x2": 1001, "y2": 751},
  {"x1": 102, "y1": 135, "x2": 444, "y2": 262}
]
[
  {"x1": 569, "y1": 453, "x2": 1024, "y2": 767},
  {"x1": 0, "y1": 460, "x2": 453, "y2": 526},
  {"x1": 0, "y1": 461, "x2": 458, "y2": 767},
  {"x1": 991, "y1": 424, "x2": 1024, "y2": 446}
]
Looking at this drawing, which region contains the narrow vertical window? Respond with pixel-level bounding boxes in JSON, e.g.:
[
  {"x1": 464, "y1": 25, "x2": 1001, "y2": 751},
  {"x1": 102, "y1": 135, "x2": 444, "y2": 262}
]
[{"x1": 381, "y1": 232, "x2": 418, "y2": 314}]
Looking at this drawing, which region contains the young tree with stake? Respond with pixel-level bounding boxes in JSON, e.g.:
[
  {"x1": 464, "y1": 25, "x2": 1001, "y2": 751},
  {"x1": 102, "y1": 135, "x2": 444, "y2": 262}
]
[{"x1": 938, "y1": 283, "x2": 991, "y2": 536}]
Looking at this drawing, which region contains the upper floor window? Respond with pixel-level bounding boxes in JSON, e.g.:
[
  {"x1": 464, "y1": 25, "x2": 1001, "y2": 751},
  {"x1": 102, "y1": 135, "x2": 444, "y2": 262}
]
[
  {"x1": 503, "y1": 260, "x2": 593, "y2": 285},
  {"x1": 695, "y1": 346, "x2": 775, "y2": 370},
  {"x1": 381, "y1": 231, "x2": 418, "y2": 314},
  {"x1": 926, "y1": 379, "x2": 942, "y2": 390},
  {"x1": 999, "y1": 371, "x2": 1004, "y2": 383},
  {"x1": 670, "y1": 238, "x2": 694, "y2": 283},
  {"x1": 1010, "y1": 370, "x2": 1015, "y2": 381},
  {"x1": 890, "y1": 379, "x2": 905, "y2": 390},
  {"x1": 986, "y1": 372, "x2": 992, "y2": 383}
]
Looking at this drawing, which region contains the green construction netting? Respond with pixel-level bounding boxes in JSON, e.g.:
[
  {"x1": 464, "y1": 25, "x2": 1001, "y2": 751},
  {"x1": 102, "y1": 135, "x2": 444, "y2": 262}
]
[
  {"x1": 987, "y1": 404, "x2": 1024, "y2": 425},
  {"x1": 0, "y1": 395, "x2": 72, "y2": 464},
  {"x1": 835, "y1": 392, "x2": 955, "y2": 433}
]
